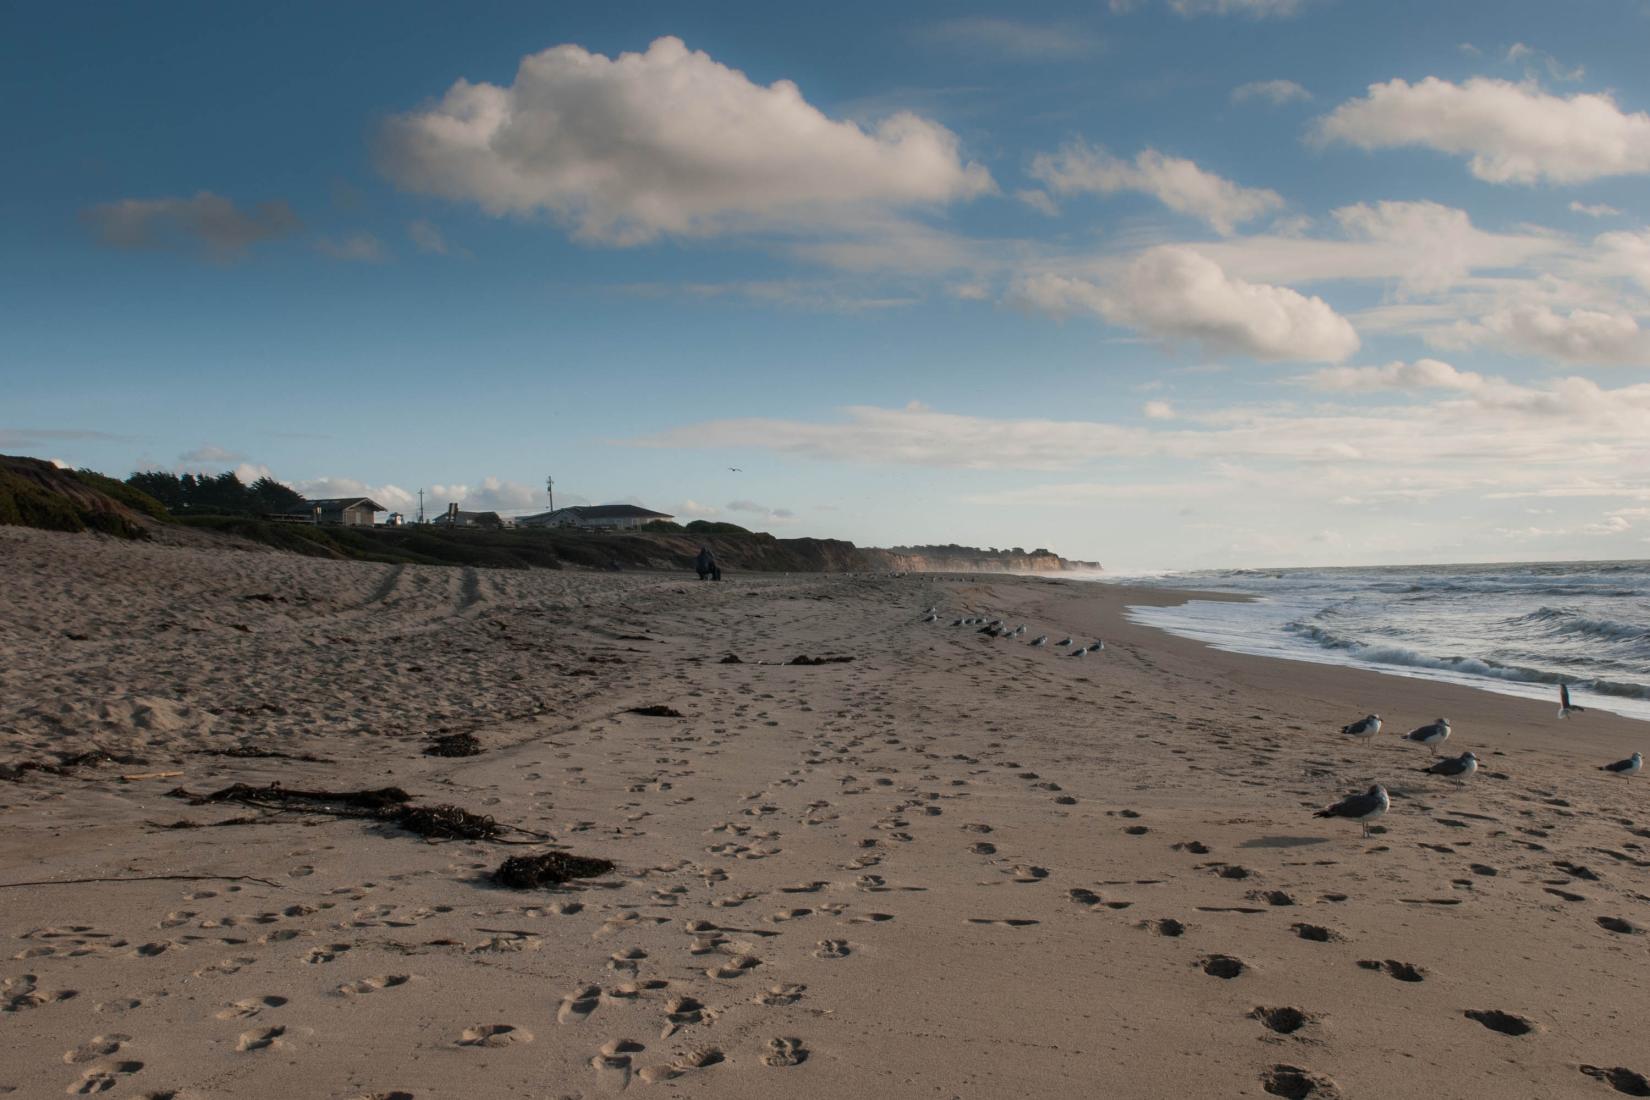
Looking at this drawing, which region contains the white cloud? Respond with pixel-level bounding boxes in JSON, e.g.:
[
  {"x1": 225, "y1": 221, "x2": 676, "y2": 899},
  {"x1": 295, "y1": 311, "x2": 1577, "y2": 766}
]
[
  {"x1": 1300, "y1": 358, "x2": 1479, "y2": 393},
  {"x1": 1231, "y1": 79, "x2": 1311, "y2": 105},
  {"x1": 726, "y1": 499, "x2": 795, "y2": 522},
  {"x1": 1595, "y1": 229, "x2": 1650, "y2": 291},
  {"x1": 1315, "y1": 77, "x2": 1650, "y2": 185},
  {"x1": 1144, "y1": 400, "x2": 1177, "y2": 419},
  {"x1": 1016, "y1": 188, "x2": 1060, "y2": 216},
  {"x1": 81, "y1": 192, "x2": 300, "y2": 258},
  {"x1": 1029, "y1": 142, "x2": 1283, "y2": 235},
  {"x1": 1329, "y1": 200, "x2": 1551, "y2": 293},
  {"x1": 619, "y1": 279, "x2": 919, "y2": 312},
  {"x1": 314, "y1": 233, "x2": 386, "y2": 262},
  {"x1": 678, "y1": 499, "x2": 719, "y2": 517},
  {"x1": 407, "y1": 218, "x2": 450, "y2": 254},
  {"x1": 178, "y1": 444, "x2": 249, "y2": 467},
  {"x1": 923, "y1": 17, "x2": 1102, "y2": 59},
  {"x1": 294, "y1": 477, "x2": 416, "y2": 511},
  {"x1": 1569, "y1": 201, "x2": 1621, "y2": 218},
  {"x1": 427, "y1": 477, "x2": 544, "y2": 513},
  {"x1": 1015, "y1": 246, "x2": 1359, "y2": 363},
  {"x1": 1441, "y1": 305, "x2": 1650, "y2": 365},
  {"x1": 1113, "y1": 0, "x2": 1308, "y2": 16},
  {"x1": 378, "y1": 36, "x2": 993, "y2": 245}
]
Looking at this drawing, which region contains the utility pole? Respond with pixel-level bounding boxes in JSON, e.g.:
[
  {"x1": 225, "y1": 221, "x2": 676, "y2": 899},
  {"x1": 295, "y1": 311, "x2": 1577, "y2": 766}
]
[
  {"x1": 546, "y1": 475, "x2": 554, "y2": 514},
  {"x1": 417, "y1": 488, "x2": 424, "y2": 525}
]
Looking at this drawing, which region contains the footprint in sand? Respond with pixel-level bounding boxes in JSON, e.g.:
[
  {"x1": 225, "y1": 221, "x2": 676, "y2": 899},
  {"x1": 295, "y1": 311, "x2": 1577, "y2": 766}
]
[
  {"x1": 3, "y1": 974, "x2": 78, "y2": 1013},
  {"x1": 216, "y1": 996, "x2": 288, "y2": 1019},
  {"x1": 764, "y1": 1037, "x2": 808, "y2": 1066},
  {"x1": 1579, "y1": 1065, "x2": 1650, "y2": 1095},
  {"x1": 1291, "y1": 923, "x2": 1343, "y2": 943},
  {"x1": 304, "y1": 944, "x2": 351, "y2": 964},
  {"x1": 1141, "y1": 918, "x2": 1186, "y2": 937},
  {"x1": 65, "y1": 1061, "x2": 143, "y2": 1095},
  {"x1": 1200, "y1": 955, "x2": 1246, "y2": 979},
  {"x1": 1356, "y1": 959, "x2": 1425, "y2": 982},
  {"x1": 591, "y1": 1038, "x2": 642, "y2": 1091},
  {"x1": 1464, "y1": 1009, "x2": 1535, "y2": 1036},
  {"x1": 62, "y1": 1035, "x2": 130, "y2": 1064},
  {"x1": 337, "y1": 976, "x2": 412, "y2": 996},
  {"x1": 558, "y1": 986, "x2": 602, "y2": 1024},
  {"x1": 813, "y1": 939, "x2": 850, "y2": 959},
  {"x1": 236, "y1": 1026, "x2": 285, "y2": 1052},
  {"x1": 638, "y1": 1046, "x2": 722, "y2": 1084},
  {"x1": 1261, "y1": 1064, "x2": 1340, "y2": 1098},
  {"x1": 706, "y1": 954, "x2": 762, "y2": 980},
  {"x1": 457, "y1": 1024, "x2": 531, "y2": 1048},
  {"x1": 755, "y1": 983, "x2": 806, "y2": 1007},
  {"x1": 1252, "y1": 1007, "x2": 1313, "y2": 1035}
]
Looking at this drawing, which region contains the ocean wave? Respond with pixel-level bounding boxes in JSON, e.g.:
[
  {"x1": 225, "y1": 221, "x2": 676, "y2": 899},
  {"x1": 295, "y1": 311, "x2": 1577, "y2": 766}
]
[
  {"x1": 1283, "y1": 619, "x2": 1650, "y2": 699},
  {"x1": 1513, "y1": 607, "x2": 1650, "y2": 646}
]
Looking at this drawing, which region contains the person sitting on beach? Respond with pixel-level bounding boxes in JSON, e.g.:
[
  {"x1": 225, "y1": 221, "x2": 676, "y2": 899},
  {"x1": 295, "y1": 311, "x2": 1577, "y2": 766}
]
[{"x1": 695, "y1": 546, "x2": 721, "y2": 582}]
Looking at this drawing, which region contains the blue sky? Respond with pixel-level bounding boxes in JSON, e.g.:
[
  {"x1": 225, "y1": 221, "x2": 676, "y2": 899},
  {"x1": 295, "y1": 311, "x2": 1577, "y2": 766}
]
[{"x1": 5, "y1": 0, "x2": 1650, "y2": 569}]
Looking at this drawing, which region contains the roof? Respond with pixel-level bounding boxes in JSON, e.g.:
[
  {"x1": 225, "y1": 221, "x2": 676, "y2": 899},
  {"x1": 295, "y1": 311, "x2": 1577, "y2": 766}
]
[
  {"x1": 285, "y1": 497, "x2": 387, "y2": 513},
  {"x1": 554, "y1": 505, "x2": 674, "y2": 520}
]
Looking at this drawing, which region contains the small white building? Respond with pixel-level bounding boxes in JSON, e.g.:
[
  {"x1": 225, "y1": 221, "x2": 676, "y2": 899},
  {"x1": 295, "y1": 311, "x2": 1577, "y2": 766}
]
[
  {"x1": 516, "y1": 504, "x2": 674, "y2": 530},
  {"x1": 282, "y1": 497, "x2": 385, "y2": 526}
]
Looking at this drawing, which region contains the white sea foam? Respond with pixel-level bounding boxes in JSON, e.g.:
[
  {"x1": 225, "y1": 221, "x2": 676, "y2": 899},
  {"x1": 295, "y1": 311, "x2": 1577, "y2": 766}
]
[{"x1": 1093, "y1": 561, "x2": 1650, "y2": 721}]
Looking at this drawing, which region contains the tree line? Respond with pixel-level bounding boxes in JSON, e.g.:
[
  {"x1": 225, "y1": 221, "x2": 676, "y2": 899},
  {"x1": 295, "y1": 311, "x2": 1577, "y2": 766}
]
[{"x1": 125, "y1": 471, "x2": 305, "y2": 516}]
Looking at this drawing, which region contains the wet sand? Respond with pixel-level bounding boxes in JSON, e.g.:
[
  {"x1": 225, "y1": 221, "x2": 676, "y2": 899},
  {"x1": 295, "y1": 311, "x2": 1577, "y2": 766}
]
[{"x1": 2, "y1": 526, "x2": 1647, "y2": 1099}]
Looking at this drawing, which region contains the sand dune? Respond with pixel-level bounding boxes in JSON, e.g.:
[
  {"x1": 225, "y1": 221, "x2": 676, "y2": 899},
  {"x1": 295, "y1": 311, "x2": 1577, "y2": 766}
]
[{"x1": 2, "y1": 526, "x2": 1647, "y2": 1098}]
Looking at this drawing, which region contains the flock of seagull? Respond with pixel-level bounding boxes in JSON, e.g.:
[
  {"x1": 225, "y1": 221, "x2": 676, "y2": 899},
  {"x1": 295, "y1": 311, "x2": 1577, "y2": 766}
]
[
  {"x1": 923, "y1": 607, "x2": 1107, "y2": 657},
  {"x1": 1317, "y1": 688, "x2": 1642, "y2": 837},
  {"x1": 916, "y1": 605, "x2": 1640, "y2": 841}
]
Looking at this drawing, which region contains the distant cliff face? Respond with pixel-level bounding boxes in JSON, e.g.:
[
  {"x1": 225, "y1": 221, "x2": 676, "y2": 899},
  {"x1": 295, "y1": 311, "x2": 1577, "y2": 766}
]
[{"x1": 860, "y1": 547, "x2": 1101, "y2": 574}]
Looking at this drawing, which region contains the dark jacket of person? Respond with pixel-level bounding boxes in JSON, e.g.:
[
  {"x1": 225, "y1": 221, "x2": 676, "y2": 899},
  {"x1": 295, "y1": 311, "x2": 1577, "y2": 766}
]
[{"x1": 695, "y1": 548, "x2": 716, "y2": 574}]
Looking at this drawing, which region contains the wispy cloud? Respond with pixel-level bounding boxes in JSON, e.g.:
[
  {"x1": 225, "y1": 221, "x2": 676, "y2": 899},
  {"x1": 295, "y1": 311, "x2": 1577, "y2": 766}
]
[
  {"x1": 81, "y1": 191, "x2": 299, "y2": 259},
  {"x1": 920, "y1": 17, "x2": 1102, "y2": 59}
]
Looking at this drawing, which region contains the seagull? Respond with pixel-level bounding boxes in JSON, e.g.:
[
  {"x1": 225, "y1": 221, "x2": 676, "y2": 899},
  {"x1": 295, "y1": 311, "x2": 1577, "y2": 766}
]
[
  {"x1": 950, "y1": 618, "x2": 964, "y2": 626},
  {"x1": 1088, "y1": 640, "x2": 1105, "y2": 652},
  {"x1": 1600, "y1": 751, "x2": 1642, "y2": 777},
  {"x1": 1055, "y1": 637, "x2": 1072, "y2": 647},
  {"x1": 1340, "y1": 714, "x2": 1382, "y2": 740},
  {"x1": 1404, "y1": 718, "x2": 1452, "y2": 756},
  {"x1": 922, "y1": 613, "x2": 937, "y2": 623},
  {"x1": 1420, "y1": 750, "x2": 1478, "y2": 786},
  {"x1": 1558, "y1": 683, "x2": 1586, "y2": 719},
  {"x1": 1314, "y1": 784, "x2": 1390, "y2": 837},
  {"x1": 923, "y1": 606, "x2": 937, "y2": 615},
  {"x1": 728, "y1": 467, "x2": 742, "y2": 472},
  {"x1": 1069, "y1": 646, "x2": 1088, "y2": 657},
  {"x1": 1029, "y1": 634, "x2": 1048, "y2": 647}
]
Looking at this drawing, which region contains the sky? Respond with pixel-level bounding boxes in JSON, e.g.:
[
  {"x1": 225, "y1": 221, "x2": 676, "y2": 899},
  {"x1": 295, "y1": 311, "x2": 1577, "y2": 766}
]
[{"x1": 4, "y1": 0, "x2": 1650, "y2": 570}]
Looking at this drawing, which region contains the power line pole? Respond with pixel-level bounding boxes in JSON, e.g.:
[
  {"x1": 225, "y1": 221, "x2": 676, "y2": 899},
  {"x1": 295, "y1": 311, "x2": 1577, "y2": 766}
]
[
  {"x1": 417, "y1": 488, "x2": 424, "y2": 525},
  {"x1": 546, "y1": 475, "x2": 554, "y2": 513}
]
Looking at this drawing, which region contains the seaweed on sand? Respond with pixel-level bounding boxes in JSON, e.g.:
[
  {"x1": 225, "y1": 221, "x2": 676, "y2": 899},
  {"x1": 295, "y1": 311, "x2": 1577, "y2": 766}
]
[{"x1": 493, "y1": 852, "x2": 616, "y2": 889}]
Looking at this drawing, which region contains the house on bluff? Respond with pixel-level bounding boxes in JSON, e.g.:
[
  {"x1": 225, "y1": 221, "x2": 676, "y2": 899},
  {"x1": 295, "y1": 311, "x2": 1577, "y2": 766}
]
[
  {"x1": 515, "y1": 504, "x2": 674, "y2": 530},
  {"x1": 282, "y1": 497, "x2": 384, "y2": 526}
]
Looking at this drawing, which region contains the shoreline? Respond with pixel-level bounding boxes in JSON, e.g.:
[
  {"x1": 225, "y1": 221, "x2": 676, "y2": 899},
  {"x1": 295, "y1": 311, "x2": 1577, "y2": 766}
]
[
  {"x1": 1107, "y1": 583, "x2": 1650, "y2": 725},
  {"x1": 3, "y1": 530, "x2": 1648, "y2": 1098}
]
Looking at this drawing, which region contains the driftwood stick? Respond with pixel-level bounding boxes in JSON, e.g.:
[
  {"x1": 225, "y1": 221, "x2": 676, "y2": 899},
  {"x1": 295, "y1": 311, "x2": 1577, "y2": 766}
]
[{"x1": 0, "y1": 873, "x2": 283, "y2": 890}]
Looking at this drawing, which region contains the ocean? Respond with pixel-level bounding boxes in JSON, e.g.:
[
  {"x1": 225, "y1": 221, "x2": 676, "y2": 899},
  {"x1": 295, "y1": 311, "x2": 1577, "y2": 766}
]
[{"x1": 1098, "y1": 560, "x2": 1650, "y2": 722}]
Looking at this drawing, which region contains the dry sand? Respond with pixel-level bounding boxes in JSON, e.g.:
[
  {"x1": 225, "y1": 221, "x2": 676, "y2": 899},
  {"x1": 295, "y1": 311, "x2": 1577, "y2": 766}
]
[{"x1": 2, "y1": 525, "x2": 1648, "y2": 1099}]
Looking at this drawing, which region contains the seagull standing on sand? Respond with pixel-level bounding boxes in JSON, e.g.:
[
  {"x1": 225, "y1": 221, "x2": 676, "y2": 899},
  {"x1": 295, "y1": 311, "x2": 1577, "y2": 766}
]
[
  {"x1": 1600, "y1": 751, "x2": 1642, "y2": 777},
  {"x1": 1069, "y1": 646, "x2": 1088, "y2": 658},
  {"x1": 1420, "y1": 751, "x2": 1478, "y2": 786},
  {"x1": 1314, "y1": 784, "x2": 1390, "y2": 837},
  {"x1": 1029, "y1": 634, "x2": 1048, "y2": 647},
  {"x1": 1055, "y1": 637, "x2": 1072, "y2": 647},
  {"x1": 1340, "y1": 714, "x2": 1382, "y2": 741},
  {"x1": 922, "y1": 613, "x2": 937, "y2": 623},
  {"x1": 1559, "y1": 684, "x2": 1586, "y2": 719},
  {"x1": 1404, "y1": 718, "x2": 1451, "y2": 756},
  {"x1": 1089, "y1": 640, "x2": 1105, "y2": 651}
]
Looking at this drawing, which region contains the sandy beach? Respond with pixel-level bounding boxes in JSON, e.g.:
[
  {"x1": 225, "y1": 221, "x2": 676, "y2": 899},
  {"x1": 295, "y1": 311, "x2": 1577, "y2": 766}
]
[{"x1": 3, "y1": 526, "x2": 1647, "y2": 1100}]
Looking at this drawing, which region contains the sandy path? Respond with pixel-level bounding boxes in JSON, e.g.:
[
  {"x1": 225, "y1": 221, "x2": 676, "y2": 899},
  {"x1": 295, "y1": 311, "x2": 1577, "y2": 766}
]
[{"x1": 2, "y1": 528, "x2": 1647, "y2": 1098}]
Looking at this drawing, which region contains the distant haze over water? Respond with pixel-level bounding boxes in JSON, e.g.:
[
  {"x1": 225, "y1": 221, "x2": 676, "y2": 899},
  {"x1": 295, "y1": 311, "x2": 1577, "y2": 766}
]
[{"x1": 1097, "y1": 561, "x2": 1650, "y2": 722}]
